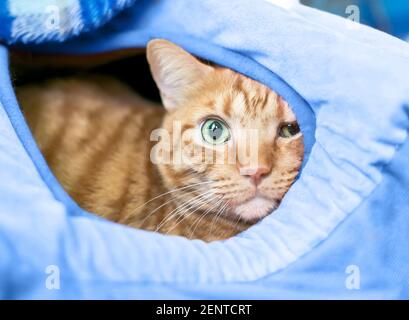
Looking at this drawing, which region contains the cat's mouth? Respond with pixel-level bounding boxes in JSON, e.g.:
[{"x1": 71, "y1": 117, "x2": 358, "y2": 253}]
[{"x1": 231, "y1": 196, "x2": 277, "y2": 222}]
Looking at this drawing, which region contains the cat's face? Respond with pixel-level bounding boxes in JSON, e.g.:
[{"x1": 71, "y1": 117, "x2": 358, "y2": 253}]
[{"x1": 148, "y1": 39, "x2": 304, "y2": 223}]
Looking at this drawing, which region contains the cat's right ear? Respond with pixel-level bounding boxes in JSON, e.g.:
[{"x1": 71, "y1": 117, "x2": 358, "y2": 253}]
[{"x1": 147, "y1": 39, "x2": 213, "y2": 111}]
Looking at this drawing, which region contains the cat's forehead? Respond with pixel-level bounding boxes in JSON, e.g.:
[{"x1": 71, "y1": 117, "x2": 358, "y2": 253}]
[{"x1": 211, "y1": 71, "x2": 295, "y2": 127}]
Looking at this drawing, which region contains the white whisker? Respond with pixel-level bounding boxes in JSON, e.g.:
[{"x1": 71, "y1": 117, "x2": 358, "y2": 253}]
[
  {"x1": 139, "y1": 187, "x2": 206, "y2": 226},
  {"x1": 188, "y1": 197, "x2": 225, "y2": 238},
  {"x1": 155, "y1": 190, "x2": 214, "y2": 232},
  {"x1": 128, "y1": 180, "x2": 213, "y2": 215},
  {"x1": 209, "y1": 201, "x2": 229, "y2": 235},
  {"x1": 124, "y1": 180, "x2": 213, "y2": 224},
  {"x1": 164, "y1": 194, "x2": 217, "y2": 235}
]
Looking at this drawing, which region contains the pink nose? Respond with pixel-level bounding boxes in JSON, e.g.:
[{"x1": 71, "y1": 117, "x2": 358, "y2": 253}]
[{"x1": 240, "y1": 166, "x2": 271, "y2": 186}]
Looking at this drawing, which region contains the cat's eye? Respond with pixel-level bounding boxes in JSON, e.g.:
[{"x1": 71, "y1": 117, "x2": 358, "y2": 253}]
[
  {"x1": 278, "y1": 122, "x2": 300, "y2": 138},
  {"x1": 201, "y1": 118, "x2": 231, "y2": 145}
]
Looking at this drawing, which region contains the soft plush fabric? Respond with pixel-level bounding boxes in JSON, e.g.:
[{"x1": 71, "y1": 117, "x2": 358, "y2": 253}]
[
  {"x1": 0, "y1": 0, "x2": 408, "y2": 299},
  {"x1": 0, "y1": 0, "x2": 138, "y2": 44}
]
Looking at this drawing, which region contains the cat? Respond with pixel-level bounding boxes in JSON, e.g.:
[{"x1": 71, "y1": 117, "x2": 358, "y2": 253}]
[{"x1": 16, "y1": 39, "x2": 304, "y2": 242}]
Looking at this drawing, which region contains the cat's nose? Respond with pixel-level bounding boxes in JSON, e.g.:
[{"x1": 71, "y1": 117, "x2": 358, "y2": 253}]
[{"x1": 240, "y1": 166, "x2": 271, "y2": 186}]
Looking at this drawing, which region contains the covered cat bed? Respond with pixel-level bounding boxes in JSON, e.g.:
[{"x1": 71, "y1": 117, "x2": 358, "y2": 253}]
[{"x1": 0, "y1": 0, "x2": 408, "y2": 299}]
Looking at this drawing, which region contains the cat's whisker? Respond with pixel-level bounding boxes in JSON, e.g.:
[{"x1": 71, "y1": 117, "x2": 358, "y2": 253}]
[
  {"x1": 137, "y1": 186, "x2": 210, "y2": 226},
  {"x1": 182, "y1": 198, "x2": 224, "y2": 239},
  {"x1": 128, "y1": 180, "x2": 213, "y2": 218},
  {"x1": 155, "y1": 190, "x2": 214, "y2": 232},
  {"x1": 162, "y1": 192, "x2": 213, "y2": 229},
  {"x1": 188, "y1": 197, "x2": 225, "y2": 238},
  {"x1": 232, "y1": 211, "x2": 243, "y2": 230},
  {"x1": 170, "y1": 192, "x2": 217, "y2": 223},
  {"x1": 165, "y1": 195, "x2": 211, "y2": 228},
  {"x1": 157, "y1": 195, "x2": 212, "y2": 233},
  {"x1": 164, "y1": 194, "x2": 220, "y2": 235},
  {"x1": 167, "y1": 191, "x2": 214, "y2": 219},
  {"x1": 138, "y1": 193, "x2": 190, "y2": 227},
  {"x1": 209, "y1": 201, "x2": 230, "y2": 235}
]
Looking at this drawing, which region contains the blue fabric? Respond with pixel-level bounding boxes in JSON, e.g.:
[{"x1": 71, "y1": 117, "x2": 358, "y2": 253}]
[
  {"x1": 0, "y1": 0, "x2": 137, "y2": 44},
  {"x1": 359, "y1": 0, "x2": 409, "y2": 39},
  {"x1": 305, "y1": 0, "x2": 409, "y2": 40},
  {"x1": 1, "y1": 0, "x2": 409, "y2": 299}
]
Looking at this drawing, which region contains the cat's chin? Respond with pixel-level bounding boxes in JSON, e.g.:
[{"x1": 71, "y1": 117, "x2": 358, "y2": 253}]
[{"x1": 232, "y1": 197, "x2": 276, "y2": 222}]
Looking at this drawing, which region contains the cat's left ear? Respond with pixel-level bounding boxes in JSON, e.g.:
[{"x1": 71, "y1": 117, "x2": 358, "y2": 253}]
[{"x1": 147, "y1": 39, "x2": 213, "y2": 110}]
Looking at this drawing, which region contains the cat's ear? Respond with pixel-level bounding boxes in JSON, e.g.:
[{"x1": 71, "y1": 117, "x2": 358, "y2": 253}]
[{"x1": 147, "y1": 39, "x2": 213, "y2": 110}]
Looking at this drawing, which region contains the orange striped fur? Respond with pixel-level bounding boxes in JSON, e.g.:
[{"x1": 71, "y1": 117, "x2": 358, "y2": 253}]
[{"x1": 16, "y1": 40, "x2": 303, "y2": 242}]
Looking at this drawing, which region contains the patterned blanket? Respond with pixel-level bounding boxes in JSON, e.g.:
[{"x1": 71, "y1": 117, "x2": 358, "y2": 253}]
[{"x1": 0, "y1": 0, "x2": 137, "y2": 44}]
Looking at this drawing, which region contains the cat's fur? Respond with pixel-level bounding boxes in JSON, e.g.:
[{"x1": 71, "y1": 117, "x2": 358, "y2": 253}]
[{"x1": 16, "y1": 40, "x2": 304, "y2": 241}]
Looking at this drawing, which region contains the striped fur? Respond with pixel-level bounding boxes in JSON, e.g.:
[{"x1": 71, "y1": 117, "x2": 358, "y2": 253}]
[{"x1": 16, "y1": 40, "x2": 304, "y2": 242}]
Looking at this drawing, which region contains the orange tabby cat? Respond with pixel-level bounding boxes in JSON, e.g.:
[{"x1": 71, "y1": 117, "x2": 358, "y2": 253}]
[{"x1": 16, "y1": 39, "x2": 304, "y2": 242}]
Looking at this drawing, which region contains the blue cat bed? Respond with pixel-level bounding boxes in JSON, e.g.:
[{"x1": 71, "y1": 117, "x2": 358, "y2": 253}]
[{"x1": 0, "y1": 0, "x2": 408, "y2": 299}]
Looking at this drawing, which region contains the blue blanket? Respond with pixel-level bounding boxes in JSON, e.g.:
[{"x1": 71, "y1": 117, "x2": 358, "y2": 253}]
[
  {"x1": 0, "y1": 0, "x2": 408, "y2": 299},
  {"x1": 0, "y1": 0, "x2": 137, "y2": 44}
]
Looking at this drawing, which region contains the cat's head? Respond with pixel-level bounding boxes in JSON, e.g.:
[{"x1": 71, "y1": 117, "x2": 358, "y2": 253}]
[{"x1": 147, "y1": 39, "x2": 304, "y2": 223}]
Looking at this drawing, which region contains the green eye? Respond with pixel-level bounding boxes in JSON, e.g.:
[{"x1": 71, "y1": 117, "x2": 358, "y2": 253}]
[
  {"x1": 278, "y1": 122, "x2": 301, "y2": 138},
  {"x1": 201, "y1": 118, "x2": 231, "y2": 145}
]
